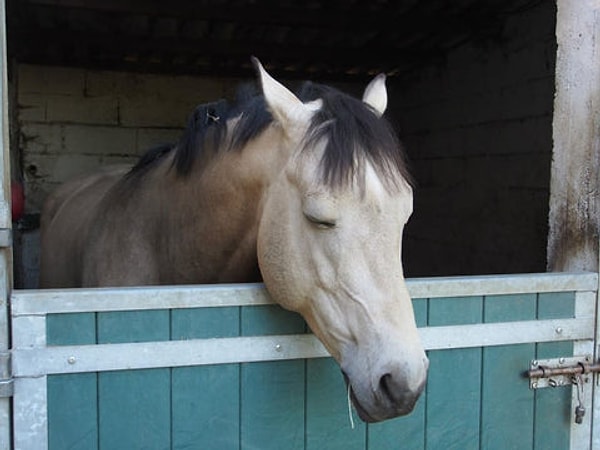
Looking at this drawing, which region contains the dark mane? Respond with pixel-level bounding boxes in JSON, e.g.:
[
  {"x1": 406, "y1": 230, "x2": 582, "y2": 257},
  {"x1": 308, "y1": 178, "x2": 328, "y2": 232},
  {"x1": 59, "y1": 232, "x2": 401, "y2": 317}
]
[
  {"x1": 127, "y1": 79, "x2": 412, "y2": 189},
  {"x1": 297, "y1": 82, "x2": 413, "y2": 190}
]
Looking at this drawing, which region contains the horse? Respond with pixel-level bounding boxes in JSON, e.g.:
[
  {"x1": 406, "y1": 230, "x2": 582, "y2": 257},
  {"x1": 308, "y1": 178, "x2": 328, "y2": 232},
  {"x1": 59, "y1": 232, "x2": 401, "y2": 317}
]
[{"x1": 39, "y1": 58, "x2": 428, "y2": 423}]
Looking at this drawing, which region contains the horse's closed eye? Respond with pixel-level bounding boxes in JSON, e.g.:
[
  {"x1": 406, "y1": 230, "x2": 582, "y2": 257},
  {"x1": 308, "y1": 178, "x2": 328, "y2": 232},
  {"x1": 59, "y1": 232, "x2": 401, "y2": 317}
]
[{"x1": 305, "y1": 213, "x2": 337, "y2": 229}]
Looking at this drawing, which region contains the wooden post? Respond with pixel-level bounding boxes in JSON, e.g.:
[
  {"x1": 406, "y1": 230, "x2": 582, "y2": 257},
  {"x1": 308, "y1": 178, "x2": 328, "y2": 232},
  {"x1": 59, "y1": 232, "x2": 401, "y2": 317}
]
[
  {"x1": 547, "y1": 0, "x2": 600, "y2": 273},
  {"x1": 548, "y1": 2, "x2": 600, "y2": 448}
]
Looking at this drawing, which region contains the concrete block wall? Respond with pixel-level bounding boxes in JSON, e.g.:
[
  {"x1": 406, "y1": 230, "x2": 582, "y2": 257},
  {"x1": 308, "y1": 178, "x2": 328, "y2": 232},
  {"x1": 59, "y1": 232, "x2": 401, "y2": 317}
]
[
  {"x1": 391, "y1": 1, "x2": 556, "y2": 276},
  {"x1": 17, "y1": 65, "x2": 237, "y2": 213}
]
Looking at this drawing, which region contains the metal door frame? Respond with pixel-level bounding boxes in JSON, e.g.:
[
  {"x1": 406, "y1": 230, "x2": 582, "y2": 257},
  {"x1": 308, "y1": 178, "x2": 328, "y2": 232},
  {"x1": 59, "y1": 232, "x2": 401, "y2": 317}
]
[{"x1": 8, "y1": 272, "x2": 600, "y2": 450}]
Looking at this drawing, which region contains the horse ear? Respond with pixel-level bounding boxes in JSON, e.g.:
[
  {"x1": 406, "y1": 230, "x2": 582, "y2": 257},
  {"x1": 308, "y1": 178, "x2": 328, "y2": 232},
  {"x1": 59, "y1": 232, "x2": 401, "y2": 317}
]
[
  {"x1": 362, "y1": 73, "x2": 387, "y2": 117},
  {"x1": 252, "y1": 57, "x2": 320, "y2": 128}
]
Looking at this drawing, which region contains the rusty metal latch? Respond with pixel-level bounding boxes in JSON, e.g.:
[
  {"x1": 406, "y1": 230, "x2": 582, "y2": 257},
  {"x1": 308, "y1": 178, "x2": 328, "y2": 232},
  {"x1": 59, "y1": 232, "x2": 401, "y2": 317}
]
[{"x1": 527, "y1": 355, "x2": 600, "y2": 389}]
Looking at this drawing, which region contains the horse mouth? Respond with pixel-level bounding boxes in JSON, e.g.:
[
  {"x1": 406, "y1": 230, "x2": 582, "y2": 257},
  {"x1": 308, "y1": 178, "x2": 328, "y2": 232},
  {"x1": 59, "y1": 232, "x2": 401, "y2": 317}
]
[
  {"x1": 341, "y1": 370, "x2": 423, "y2": 423},
  {"x1": 342, "y1": 372, "x2": 379, "y2": 423}
]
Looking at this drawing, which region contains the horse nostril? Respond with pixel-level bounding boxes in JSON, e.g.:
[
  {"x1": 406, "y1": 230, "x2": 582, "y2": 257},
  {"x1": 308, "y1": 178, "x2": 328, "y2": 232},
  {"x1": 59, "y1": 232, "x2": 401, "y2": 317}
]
[{"x1": 379, "y1": 373, "x2": 394, "y2": 402}]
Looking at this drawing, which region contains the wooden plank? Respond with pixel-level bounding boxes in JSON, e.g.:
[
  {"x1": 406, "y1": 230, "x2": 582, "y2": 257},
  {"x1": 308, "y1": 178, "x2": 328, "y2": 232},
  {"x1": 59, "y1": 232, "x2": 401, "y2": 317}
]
[
  {"x1": 367, "y1": 298, "x2": 429, "y2": 449},
  {"x1": 47, "y1": 313, "x2": 96, "y2": 346},
  {"x1": 534, "y1": 292, "x2": 574, "y2": 450},
  {"x1": 306, "y1": 357, "x2": 366, "y2": 450},
  {"x1": 97, "y1": 310, "x2": 171, "y2": 450},
  {"x1": 47, "y1": 313, "x2": 97, "y2": 450},
  {"x1": 47, "y1": 374, "x2": 98, "y2": 450},
  {"x1": 481, "y1": 294, "x2": 537, "y2": 450},
  {"x1": 172, "y1": 365, "x2": 239, "y2": 449},
  {"x1": 425, "y1": 297, "x2": 483, "y2": 449},
  {"x1": 171, "y1": 307, "x2": 240, "y2": 449},
  {"x1": 98, "y1": 369, "x2": 171, "y2": 450},
  {"x1": 240, "y1": 305, "x2": 306, "y2": 449}
]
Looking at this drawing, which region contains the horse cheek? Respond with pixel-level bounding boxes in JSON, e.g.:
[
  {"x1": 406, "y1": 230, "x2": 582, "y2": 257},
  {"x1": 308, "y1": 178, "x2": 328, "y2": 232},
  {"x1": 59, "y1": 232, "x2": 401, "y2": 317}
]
[{"x1": 257, "y1": 221, "x2": 301, "y2": 312}]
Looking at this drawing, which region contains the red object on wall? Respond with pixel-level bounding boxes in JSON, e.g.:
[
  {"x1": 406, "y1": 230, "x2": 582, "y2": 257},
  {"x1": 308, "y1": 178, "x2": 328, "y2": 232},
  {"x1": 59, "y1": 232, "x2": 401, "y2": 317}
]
[{"x1": 11, "y1": 181, "x2": 24, "y2": 221}]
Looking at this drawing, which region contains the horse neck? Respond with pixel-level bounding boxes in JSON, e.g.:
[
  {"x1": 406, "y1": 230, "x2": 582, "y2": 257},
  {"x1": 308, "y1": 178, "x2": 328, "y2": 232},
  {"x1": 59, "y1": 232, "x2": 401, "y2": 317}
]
[{"x1": 156, "y1": 124, "x2": 289, "y2": 283}]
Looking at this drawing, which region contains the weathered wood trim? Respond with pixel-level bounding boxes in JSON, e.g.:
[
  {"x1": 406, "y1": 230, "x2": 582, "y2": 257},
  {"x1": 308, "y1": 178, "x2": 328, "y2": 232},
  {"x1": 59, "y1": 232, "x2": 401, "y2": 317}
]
[{"x1": 548, "y1": 0, "x2": 600, "y2": 272}]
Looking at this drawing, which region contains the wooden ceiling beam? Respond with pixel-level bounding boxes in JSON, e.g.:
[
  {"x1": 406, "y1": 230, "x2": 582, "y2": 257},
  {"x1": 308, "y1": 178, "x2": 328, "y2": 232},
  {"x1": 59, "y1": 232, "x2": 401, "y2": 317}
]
[
  {"x1": 18, "y1": 0, "x2": 416, "y2": 31},
  {"x1": 10, "y1": 26, "x2": 435, "y2": 70}
]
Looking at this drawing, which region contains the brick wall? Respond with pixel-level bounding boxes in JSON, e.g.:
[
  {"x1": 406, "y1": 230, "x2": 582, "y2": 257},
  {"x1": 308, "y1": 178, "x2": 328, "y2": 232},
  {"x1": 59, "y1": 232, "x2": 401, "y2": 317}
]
[{"x1": 390, "y1": 1, "x2": 556, "y2": 276}]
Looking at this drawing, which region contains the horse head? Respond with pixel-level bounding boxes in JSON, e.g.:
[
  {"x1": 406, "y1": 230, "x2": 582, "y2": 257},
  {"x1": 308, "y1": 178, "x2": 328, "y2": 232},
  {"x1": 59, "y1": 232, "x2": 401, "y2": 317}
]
[{"x1": 254, "y1": 60, "x2": 428, "y2": 422}]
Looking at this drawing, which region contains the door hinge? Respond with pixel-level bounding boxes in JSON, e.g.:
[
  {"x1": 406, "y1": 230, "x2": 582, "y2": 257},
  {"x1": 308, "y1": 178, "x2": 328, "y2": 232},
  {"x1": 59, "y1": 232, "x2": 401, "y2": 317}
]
[
  {"x1": 527, "y1": 355, "x2": 600, "y2": 389},
  {"x1": 0, "y1": 351, "x2": 12, "y2": 398}
]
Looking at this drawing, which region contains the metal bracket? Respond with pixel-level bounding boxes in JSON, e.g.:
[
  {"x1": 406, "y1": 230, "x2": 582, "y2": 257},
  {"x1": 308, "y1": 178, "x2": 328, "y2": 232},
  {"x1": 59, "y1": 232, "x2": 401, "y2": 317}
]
[
  {"x1": 0, "y1": 351, "x2": 12, "y2": 398},
  {"x1": 527, "y1": 355, "x2": 600, "y2": 389}
]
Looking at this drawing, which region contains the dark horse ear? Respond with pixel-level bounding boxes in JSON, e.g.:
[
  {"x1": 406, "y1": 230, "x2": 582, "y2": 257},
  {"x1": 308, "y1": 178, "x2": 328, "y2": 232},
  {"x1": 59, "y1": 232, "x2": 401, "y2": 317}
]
[
  {"x1": 252, "y1": 57, "x2": 321, "y2": 131},
  {"x1": 362, "y1": 73, "x2": 387, "y2": 117}
]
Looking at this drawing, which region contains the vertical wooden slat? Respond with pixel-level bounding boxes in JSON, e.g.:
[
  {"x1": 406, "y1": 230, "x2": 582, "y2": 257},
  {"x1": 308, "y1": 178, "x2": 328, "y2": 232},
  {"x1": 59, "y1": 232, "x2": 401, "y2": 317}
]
[
  {"x1": 240, "y1": 305, "x2": 305, "y2": 450},
  {"x1": 306, "y1": 357, "x2": 366, "y2": 450},
  {"x1": 533, "y1": 292, "x2": 574, "y2": 450},
  {"x1": 481, "y1": 294, "x2": 536, "y2": 450},
  {"x1": 171, "y1": 307, "x2": 240, "y2": 450},
  {"x1": 367, "y1": 298, "x2": 428, "y2": 449},
  {"x1": 47, "y1": 313, "x2": 98, "y2": 450},
  {"x1": 425, "y1": 296, "x2": 483, "y2": 449},
  {"x1": 97, "y1": 310, "x2": 171, "y2": 450}
]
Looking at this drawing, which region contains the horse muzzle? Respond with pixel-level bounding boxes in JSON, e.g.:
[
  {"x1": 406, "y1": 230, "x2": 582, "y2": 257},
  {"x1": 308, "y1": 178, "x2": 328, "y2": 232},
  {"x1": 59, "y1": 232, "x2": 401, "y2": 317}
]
[{"x1": 341, "y1": 356, "x2": 428, "y2": 423}]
